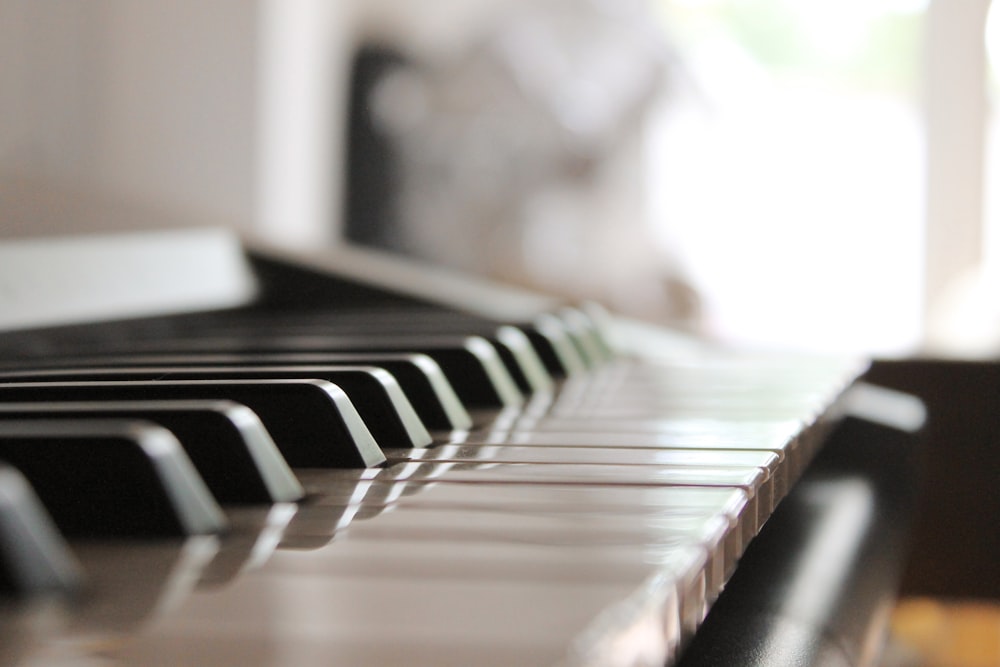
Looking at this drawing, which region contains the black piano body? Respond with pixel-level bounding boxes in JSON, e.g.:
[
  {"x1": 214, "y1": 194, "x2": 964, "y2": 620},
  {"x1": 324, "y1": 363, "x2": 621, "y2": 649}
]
[{"x1": 0, "y1": 229, "x2": 924, "y2": 667}]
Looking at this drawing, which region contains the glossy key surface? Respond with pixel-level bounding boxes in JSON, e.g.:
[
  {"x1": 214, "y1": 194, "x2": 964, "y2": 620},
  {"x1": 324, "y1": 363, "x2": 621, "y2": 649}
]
[
  {"x1": 0, "y1": 380, "x2": 385, "y2": 468},
  {"x1": 0, "y1": 419, "x2": 226, "y2": 537}
]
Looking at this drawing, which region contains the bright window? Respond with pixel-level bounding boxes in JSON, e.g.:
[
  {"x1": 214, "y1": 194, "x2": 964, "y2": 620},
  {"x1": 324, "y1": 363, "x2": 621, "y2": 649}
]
[{"x1": 648, "y1": 0, "x2": 928, "y2": 354}]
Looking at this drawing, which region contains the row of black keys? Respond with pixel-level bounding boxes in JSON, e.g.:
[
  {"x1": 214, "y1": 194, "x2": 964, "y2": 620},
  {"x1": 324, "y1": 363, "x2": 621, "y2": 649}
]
[{"x1": 0, "y1": 310, "x2": 611, "y2": 597}]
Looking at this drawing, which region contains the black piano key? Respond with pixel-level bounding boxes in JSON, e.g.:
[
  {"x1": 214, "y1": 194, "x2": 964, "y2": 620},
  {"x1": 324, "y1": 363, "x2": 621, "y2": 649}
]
[
  {"x1": 120, "y1": 335, "x2": 525, "y2": 410},
  {"x1": 0, "y1": 401, "x2": 304, "y2": 504},
  {"x1": 22, "y1": 308, "x2": 537, "y2": 410},
  {"x1": 492, "y1": 325, "x2": 554, "y2": 394},
  {"x1": 0, "y1": 462, "x2": 83, "y2": 596},
  {"x1": 0, "y1": 419, "x2": 227, "y2": 537},
  {"x1": 130, "y1": 309, "x2": 558, "y2": 396},
  {"x1": 0, "y1": 381, "x2": 385, "y2": 468},
  {"x1": 174, "y1": 316, "x2": 556, "y2": 396},
  {"x1": 526, "y1": 313, "x2": 589, "y2": 377},
  {"x1": 0, "y1": 367, "x2": 431, "y2": 449},
  {"x1": 400, "y1": 337, "x2": 525, "y2": 409},
  {"x1": 0, "y1": 352, "x2": 473, "y2": 432}
]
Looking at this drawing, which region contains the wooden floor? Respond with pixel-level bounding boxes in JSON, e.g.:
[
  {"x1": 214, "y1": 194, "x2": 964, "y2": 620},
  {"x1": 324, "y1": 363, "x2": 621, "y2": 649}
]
[{"x1": 883, "y1": 598, "x2": 1000, "y2": 667}]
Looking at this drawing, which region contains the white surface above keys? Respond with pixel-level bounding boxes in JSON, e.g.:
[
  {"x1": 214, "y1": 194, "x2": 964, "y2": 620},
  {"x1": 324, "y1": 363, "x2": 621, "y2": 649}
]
[{"x1": 0, "y1": 228, "x2": 258, "y2": 331}]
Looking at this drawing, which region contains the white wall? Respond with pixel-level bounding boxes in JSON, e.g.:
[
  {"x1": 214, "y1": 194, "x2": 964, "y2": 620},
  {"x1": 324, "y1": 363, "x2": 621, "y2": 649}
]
[{"x1": 1, "y1": 1, "x2": 258, "y2": 233}]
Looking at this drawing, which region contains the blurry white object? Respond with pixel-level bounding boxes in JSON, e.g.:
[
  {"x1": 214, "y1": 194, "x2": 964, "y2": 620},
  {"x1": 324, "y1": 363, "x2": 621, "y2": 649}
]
[{"x1": 362, "y1": 0, "x2": 699, "y2": 322}]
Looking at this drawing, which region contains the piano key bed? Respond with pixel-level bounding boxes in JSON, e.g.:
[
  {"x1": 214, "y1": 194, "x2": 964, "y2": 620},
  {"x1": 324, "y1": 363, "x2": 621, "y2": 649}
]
[{"x1": 0, "y1": 230, "x2": 900, "y2": 666}]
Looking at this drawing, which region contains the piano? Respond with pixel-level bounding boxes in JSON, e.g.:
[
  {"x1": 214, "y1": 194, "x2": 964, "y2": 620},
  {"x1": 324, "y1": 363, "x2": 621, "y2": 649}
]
[{"x1": 0, "y1": 228, "x2": 924, "y2": 666}]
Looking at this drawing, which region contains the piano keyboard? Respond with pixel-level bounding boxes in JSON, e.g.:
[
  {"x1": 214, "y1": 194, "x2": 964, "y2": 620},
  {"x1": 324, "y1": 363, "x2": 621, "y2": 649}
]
[{"x1": 0, "y1": 230, "x2": 864, "y2": 666}]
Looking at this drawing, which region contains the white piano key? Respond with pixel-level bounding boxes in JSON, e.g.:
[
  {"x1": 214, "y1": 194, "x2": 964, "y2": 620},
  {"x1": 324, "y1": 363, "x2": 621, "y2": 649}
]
[
  {"x1": 299, "y1": 472, "x2": 758, "y2": 562},
  {"x1": 386, "y1": 445, "x2": 785, "y2": 503},
  {"x1": 114, "y1": 541, "x2": 708, "y2": 667}
]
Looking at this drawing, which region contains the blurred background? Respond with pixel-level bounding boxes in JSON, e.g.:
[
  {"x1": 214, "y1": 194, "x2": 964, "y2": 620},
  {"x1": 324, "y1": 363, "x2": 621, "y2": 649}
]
[{"x1": 1, "y1": 0, "x2": 998, "y2": 359}]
